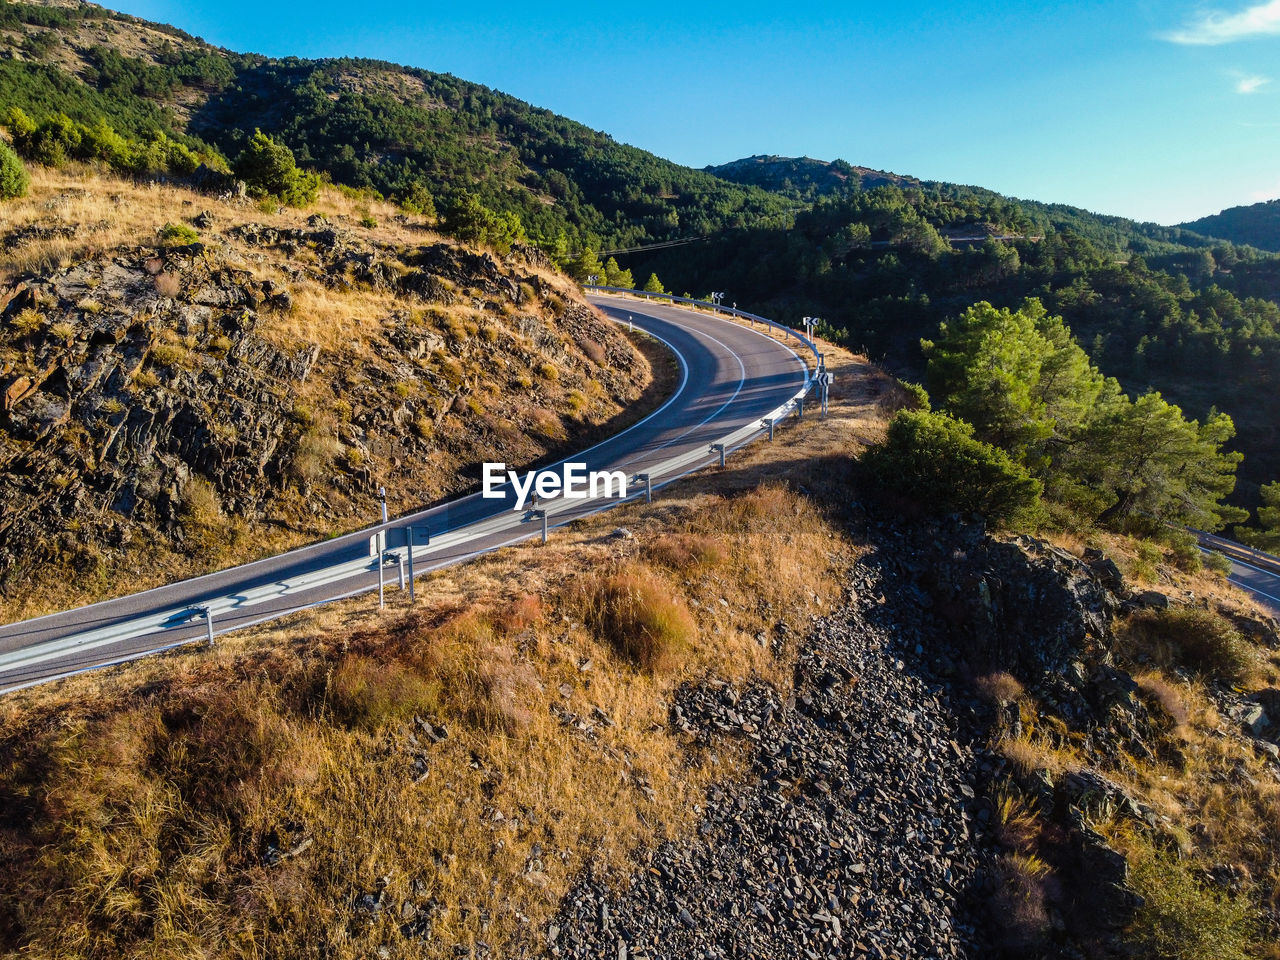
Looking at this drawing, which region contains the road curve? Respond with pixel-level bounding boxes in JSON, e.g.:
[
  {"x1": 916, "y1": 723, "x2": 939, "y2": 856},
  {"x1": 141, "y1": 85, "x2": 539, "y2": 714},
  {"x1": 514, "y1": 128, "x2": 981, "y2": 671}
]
[{"x1": 0, "y1": 295, "x2": 812, "y2": 693}]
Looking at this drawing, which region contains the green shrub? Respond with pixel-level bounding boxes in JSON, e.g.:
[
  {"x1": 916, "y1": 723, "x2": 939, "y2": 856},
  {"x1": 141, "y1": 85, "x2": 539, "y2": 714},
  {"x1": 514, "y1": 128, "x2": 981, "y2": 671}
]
[
  {"x1": 899, "y1": 381, "x2": 931, "y2": 411},
  {"x1": 859, "y1": 409, "x2": 1043, "y2": 528},
  {"x1": 359, "y1": 215, "x2": 377, "y2": 229},
  {"x1": 1203, "y1": 551, "x2": 1234, "y2": 577},
  {"x1": 1126, "y1": 837, "x2": 1257, "y2": 960},
  {"x1": 1164, "y1": 529, "x2": 1203, "y2": 573},
  {"x1": 397, "y1": 181, "x2": 436, "y2": 217},
  {"x1": 0, "y1": 138, "x2": 29, "y2": 199},
  {"x1": 18, "y1": 111, "x2": 80, "y2": 166},
  {"x1": 233, "y1": 129, "x2": 319, "y2": 207},
  {"x1": 157, "y1": 222, "x2": 199, "y2": 247},
  {"x1": 1125, "y1": 607, "x2": 1253, "y2": 684},
  {"x1": 1131, "y1": 540, "x2": 1162, "y2": 582}
]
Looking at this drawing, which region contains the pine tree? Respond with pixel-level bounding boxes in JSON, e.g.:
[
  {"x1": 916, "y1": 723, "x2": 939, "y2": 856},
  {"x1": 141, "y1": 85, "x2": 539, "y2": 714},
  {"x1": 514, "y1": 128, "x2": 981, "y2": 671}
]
[
  {"x1": 1237, "y1": 481, "x2": 1280, "y2": 551},
  {"x1": 0, "y1": 139, "x2": 29, "y2": 200},
  {"x1": 233, "y1": 130, "x2": 319, "y2": 207},
  {"x1": 574, "y1": 248, "x2": 605, "y2": 283}
]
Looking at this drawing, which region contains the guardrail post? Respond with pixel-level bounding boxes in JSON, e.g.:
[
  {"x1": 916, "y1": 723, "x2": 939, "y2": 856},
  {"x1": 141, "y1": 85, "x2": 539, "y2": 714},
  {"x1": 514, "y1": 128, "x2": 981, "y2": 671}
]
[
  {"x1": 763, "y1": 418, "x2": 775, "y2": 441},
  {"x1": 635, "y1": 473, "x2": 652, "y2": 503},
  {"x1": 377, "y1": 546, "x2": 385, "y2": 609},
  {"x1": 406, "y1": 527, "x2": 416, "y2": 603},
  {"x1": 711, "y1": 443, "x2": 726, "y2": 468},
  {"x1": 397, "y1": 552, "x2": 406, "y2": 590},
  {"x1": 797, "y1": 397, "x2": 804, "y2": 419},
  {"x1": 197, "y1": 606, "x2": 214, "y2": 647},
  {"x1": 531, "y1": 509, "x2": 548, "y2": 543}
]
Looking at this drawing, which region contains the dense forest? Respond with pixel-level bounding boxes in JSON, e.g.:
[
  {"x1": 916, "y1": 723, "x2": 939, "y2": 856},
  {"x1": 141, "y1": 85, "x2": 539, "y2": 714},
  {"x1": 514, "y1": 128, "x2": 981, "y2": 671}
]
[
  {"x1": 0, "y1": 1, "x2": 792, "y2": 253},
  {"x1": 703, "y1": 155, "x2": 917, "y2": 202},
  {"x1": 622, "y1": 185, "x2": 1280, "y2": 515},
  {"x1": 1181, "y1": 199, "x2": 1280, "y2": 253}
]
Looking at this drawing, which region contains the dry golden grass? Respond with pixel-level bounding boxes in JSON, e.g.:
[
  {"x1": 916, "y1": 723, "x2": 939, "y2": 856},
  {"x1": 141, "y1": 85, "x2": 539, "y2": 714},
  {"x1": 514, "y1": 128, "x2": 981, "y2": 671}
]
[
  {"x1": 0, "y1": 165, "x2": 437, "y2": 288},
  {"x1": 978, "y1": 532, "x2": 1280, "y2": 947},
  {"x1": 0, "y1": 326, "x2": 890, "y2": 958}
]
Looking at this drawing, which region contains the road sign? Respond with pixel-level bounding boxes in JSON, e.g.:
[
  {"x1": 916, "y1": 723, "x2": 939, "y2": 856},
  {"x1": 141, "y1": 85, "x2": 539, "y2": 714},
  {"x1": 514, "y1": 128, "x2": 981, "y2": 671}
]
[{"x1": 383, "y1": 526, "x2": 431, "y2": 550}]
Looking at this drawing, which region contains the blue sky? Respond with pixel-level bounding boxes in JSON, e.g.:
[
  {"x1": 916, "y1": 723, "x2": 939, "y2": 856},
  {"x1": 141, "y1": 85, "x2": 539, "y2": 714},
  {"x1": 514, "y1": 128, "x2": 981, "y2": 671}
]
[{"x1": 110, "y1": 0, "x2": 1280, "y2": 224}]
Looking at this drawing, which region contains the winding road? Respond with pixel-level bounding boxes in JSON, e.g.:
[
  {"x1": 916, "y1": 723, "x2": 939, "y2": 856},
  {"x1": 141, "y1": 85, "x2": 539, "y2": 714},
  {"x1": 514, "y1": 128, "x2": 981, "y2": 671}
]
[{"x1": 0, "y1": 294, "x2": 813, "y2": 693}]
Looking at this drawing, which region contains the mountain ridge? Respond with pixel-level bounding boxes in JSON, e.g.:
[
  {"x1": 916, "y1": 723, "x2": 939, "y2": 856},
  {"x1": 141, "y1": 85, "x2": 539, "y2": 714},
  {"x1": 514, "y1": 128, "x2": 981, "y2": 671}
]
[{"x1": 1180, "y1": 198, "x2": 1280, "y2": 253}]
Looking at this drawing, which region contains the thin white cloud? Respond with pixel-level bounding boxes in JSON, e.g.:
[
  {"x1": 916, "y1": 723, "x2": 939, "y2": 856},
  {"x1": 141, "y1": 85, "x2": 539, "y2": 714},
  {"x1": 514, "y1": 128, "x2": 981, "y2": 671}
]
[
  {"x1": 1236, "y1": 72, "x2": 1271, "y2": 92},
  {"x1": 1250, "y1": 180, "x2": 1280, "y2": 201},
  {"x1": 1164, "y1": 0, "x2": 1280, "y2": 44}
]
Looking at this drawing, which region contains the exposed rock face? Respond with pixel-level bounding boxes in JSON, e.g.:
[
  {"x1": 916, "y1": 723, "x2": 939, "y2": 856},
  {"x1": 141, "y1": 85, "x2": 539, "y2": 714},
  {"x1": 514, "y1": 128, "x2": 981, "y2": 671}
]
[
  {"x1": 1, "y1": 247, "x2": 316, "y2": 583},
  {"x1": 0, "y1": 223, "x2": 643, "y2": 596},
  {"x1": 545, "y1": 517, "x2": 1261, "y2": 958}
]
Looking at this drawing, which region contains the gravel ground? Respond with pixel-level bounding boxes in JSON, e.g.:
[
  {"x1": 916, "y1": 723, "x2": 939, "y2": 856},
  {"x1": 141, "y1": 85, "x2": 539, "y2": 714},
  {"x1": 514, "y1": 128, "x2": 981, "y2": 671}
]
[{"x1": 547, "y1": 556, "x2": 998, "y2": 959}]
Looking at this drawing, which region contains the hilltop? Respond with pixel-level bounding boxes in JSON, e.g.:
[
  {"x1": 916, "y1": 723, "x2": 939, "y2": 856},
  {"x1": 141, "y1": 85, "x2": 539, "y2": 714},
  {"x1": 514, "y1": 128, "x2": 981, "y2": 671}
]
[
  {"x1": 1181, "y1": 199, "x2": 1280, "y2": 254},
  {"x1": 0, "y1": 0, "x2": 791, "y2": 253},
  {"x1": 705, "y1": 154, "x2": 919, "y2": 199}
]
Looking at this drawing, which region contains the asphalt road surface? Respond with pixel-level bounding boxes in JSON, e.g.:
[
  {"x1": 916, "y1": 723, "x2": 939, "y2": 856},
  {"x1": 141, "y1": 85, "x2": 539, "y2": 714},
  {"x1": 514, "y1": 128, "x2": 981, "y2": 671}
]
[
  {"x1": 1223, "y1": 556, "x2": 1280, "y2": 615},
  {"x1": 0, "y1": 294, "x2": 812, "y2": 693}
]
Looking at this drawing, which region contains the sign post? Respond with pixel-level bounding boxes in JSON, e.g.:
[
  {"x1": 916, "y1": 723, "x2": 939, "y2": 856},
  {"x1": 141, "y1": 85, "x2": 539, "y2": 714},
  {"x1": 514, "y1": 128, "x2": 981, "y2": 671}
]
[
  {"x1": 530, "y1": 509, "x2": 548, "y2": 544},
  {"x1": 384, "y1": 526, "x2": 434, "y2": 604}
]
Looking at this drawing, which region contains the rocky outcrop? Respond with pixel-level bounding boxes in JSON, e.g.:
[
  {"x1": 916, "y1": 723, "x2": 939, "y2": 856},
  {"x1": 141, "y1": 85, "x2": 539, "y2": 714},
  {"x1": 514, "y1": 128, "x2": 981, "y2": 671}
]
[
  {"x1": 0, "y1": 220, "x2": 644, "y2": 596},
  {"x1": 0, "y1": 247, "x2": 317, "y2": 581},
  {"x1": 540, "y1": 516, "x2": 1272, "y2": 957}
]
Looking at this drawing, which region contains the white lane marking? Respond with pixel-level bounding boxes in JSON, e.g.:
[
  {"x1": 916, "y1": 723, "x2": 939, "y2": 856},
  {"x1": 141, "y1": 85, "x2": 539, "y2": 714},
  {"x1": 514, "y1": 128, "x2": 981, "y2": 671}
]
[
  {"x1": 1229, "y1": 576, "x2": 1280, "y2": 605},
  {"x1": 612, "y1": 325, "x2": 747, "y2": 470},
  {"x1": 590, "y1": 296, "x2": 809, "y2": 471}
]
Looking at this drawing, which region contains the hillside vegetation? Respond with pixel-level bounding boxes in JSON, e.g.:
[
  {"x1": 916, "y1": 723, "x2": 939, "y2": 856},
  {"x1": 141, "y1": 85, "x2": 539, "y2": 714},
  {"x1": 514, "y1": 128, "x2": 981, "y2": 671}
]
[
  {"x1": 3, "y1": 0, "x2": 1279, "y2": 528},
  {"x1": 0, "y1": 0, "x2": 792, "y2": 254},
  {"x1": 1181, "y1": 199, "x2": 1280, "y2": 254},
  {"x1": 625, "y1": 179, "x2": 1280, "y2": 520}
]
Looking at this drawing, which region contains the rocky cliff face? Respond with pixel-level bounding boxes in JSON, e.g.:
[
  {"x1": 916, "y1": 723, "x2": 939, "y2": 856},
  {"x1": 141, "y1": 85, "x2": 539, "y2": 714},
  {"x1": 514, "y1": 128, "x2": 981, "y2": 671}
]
[{"x1": 0, "y1": 193, "x2": 646, "y2": 612}]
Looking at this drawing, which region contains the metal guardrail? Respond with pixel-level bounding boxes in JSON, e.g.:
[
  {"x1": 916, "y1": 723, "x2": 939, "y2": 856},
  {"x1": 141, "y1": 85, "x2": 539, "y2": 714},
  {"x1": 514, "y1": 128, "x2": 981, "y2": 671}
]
[
  {"x1": 0, "y1": 293, "x2": 819, "y2": 692},
  {"x1": 585, "y1": 285, "x2": 823, "y2": 365}
]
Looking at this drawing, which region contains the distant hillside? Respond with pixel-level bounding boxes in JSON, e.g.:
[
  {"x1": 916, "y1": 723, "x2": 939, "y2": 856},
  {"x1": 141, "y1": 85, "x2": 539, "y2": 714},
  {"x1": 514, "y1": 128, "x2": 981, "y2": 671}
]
[
  {"x1": 705, "y1": 155, "x2": 918, "y2": 200},
  {"x1": 1181, "y1": 199, "x2": 1280, "y2": 253},
  {"x1": 0, "y1": 1, "x2": 791, "y2": 252}
]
